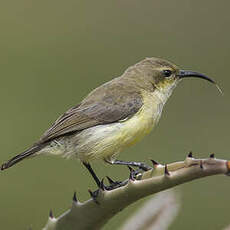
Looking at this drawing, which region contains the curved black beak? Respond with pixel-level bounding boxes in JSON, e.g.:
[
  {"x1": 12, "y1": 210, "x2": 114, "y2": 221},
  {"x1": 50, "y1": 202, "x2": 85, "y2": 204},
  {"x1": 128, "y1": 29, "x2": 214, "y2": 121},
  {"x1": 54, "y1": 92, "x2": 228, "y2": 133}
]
[
  {"x1": 177, "y1": 70, "x2": 222, "y2": 94},
  {"x1": 178, "y1": 70, "x2": 216, "y2": 84}
]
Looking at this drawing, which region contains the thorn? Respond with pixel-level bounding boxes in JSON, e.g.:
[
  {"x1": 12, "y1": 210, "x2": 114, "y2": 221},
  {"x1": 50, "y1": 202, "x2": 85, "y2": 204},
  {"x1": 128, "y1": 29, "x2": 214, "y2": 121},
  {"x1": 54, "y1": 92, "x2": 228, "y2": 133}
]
[
  {"x1": 106, "y1": 176, "x2": 115, "y2": 185},
  {"x1": 73, "y1": 191, "x2": 77, "y2": 202},
  {"x1": 99, "y1": 178, "x2": 106, "y2": 191},
  {"x1": 49, "y1": 209, "x2": 54, "y2": 219},
  {"x1": 210, "y1": 153, "x2": 215, "y2": 158},
  {"x1": 150, "y1": 159, "x2": 159, "y2": 166},
  {"x1": 188, "y1": 151, "x2": 193, "y2": 158},
  {"x1": 200, "y1": 160, "x2": 203, "y2": 169},
  {"x1": 127, "y1": 166, "x2": 135, "y2": 181},
  {"x1": 164, "y1": 164, "x2": 170, "y2": 176}
]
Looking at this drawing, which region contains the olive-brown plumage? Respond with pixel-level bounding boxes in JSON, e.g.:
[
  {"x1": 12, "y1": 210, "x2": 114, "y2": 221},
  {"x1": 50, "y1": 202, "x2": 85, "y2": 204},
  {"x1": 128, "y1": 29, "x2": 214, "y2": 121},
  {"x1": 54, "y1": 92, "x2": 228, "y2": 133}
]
[{"x1": 1, "y1": 57, "x2": 217, "y2": 186}]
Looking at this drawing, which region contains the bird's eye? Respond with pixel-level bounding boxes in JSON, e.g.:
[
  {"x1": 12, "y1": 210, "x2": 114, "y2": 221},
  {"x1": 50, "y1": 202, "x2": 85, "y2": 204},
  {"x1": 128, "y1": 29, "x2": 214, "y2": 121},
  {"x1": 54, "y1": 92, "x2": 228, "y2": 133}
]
[{"x1": 163, "y1": 69, "x2": 172, "y2": 78}]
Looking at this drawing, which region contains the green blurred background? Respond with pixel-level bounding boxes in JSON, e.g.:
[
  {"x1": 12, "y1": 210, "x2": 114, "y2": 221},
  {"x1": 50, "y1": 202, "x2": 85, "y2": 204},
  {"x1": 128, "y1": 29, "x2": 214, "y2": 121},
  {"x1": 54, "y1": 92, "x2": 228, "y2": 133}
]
[{"x1": 0, "y1": 0, "x2": 229, "y2": 229}]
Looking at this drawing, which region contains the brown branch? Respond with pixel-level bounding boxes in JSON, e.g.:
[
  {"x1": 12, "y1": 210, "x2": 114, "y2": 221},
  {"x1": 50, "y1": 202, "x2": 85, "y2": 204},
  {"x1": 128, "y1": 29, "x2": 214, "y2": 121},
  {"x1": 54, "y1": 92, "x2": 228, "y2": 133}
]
[{"x1": 43, "y1": 154, "x2": 230, "y2": 230}]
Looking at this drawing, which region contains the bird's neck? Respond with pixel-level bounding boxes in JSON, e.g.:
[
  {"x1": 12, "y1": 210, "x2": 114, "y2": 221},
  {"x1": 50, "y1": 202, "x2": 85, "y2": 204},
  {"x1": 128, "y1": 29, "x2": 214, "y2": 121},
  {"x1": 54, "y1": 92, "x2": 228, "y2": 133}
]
[
  {"x1": 152, "y1": 81, "x2": 178, "y2": 105},
  {"x1": 139, "y1": 82, "x2": 178, "y2": 126}
]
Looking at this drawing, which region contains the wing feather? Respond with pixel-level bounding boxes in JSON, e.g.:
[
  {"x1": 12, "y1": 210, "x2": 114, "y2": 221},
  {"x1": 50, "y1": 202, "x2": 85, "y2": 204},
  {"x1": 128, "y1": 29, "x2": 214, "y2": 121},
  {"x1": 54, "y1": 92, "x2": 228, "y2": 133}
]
[{"x1": 38, "y1": 79, "x2": 143, "y2": 143}]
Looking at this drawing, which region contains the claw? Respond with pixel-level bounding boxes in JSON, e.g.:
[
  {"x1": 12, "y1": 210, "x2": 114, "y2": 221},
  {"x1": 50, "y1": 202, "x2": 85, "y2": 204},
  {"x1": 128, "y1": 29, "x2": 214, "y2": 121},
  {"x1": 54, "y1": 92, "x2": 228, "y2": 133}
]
[
  {"x1": 106, "y1": 176, "x2": 124, "y2": 190},
  {"x1": 106, "y1": 176, "x2": 115, "y2": 185},
  {"x1": 99, "y1": 178, "x2": 106, "y2": 191},
  {"x1": 188, "y1": 151, "x2": 193, "y2": 158},
  {"x1": 88, "y1": 189, "x2": 99, "y2": 204},
  {"x1": 164, "y1": 164, "x2": 170, "y2": 176},
  {"x1": 73, "y1": 192, "x2": 77, "y2": 202}
]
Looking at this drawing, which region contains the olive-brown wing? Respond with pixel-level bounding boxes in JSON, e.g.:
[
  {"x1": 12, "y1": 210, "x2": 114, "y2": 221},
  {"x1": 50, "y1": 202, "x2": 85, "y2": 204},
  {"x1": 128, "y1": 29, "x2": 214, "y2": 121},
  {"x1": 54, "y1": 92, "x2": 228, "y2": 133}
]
[{"x1": 38, "y1": 81, "x2": 143, "y2": 143}]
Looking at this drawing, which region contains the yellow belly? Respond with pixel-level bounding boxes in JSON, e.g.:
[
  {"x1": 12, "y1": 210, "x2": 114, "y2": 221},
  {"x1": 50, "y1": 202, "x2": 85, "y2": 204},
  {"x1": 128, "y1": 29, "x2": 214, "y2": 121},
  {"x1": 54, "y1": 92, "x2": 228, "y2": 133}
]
[{"x1": 76, "y1": 90, "x2": 163, "y2": 162}]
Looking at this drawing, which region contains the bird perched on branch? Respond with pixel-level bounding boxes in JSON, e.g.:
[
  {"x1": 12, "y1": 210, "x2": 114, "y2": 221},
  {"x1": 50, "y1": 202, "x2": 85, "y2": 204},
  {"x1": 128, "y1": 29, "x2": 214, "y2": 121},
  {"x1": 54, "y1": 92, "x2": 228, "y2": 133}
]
[{"x1": 1, "y1": 57, "x2": 220, "y2": 187}]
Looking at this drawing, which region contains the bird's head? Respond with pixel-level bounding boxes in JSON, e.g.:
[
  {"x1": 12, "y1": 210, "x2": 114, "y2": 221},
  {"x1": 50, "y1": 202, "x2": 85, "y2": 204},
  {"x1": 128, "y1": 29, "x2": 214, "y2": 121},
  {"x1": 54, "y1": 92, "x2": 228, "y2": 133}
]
[{"x1": 125, "y1": 57, "x2": 220, "y2": 99}]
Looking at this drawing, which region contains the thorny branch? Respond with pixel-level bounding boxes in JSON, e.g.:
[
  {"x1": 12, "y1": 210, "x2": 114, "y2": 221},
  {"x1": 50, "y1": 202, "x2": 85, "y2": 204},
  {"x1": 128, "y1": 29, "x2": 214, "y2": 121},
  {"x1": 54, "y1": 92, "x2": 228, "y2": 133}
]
[{"x1": 42, "y1": 153, "x2": 230, "y2": 230}]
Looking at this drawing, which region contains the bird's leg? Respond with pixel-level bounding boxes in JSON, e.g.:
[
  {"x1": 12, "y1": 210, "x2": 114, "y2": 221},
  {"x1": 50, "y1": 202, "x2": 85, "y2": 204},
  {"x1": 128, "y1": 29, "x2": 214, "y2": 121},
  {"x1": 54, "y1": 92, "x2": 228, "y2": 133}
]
[
  {"x1": 83, "y1": 162, "x2": 101, "y2": 188},
  {"x1": 83, "y1": 162, "x2": 125, "y2": 191},
  {"x1": 106, "y1": 159, "x2": 152, "y2": 171}
]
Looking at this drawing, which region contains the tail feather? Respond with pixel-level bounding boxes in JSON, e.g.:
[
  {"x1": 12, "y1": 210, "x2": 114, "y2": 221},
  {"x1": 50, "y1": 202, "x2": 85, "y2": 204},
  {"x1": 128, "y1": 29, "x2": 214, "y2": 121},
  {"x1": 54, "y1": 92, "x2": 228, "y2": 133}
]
[{"x1": 1, "y1": 145, "x2": 43, "y2": 170}]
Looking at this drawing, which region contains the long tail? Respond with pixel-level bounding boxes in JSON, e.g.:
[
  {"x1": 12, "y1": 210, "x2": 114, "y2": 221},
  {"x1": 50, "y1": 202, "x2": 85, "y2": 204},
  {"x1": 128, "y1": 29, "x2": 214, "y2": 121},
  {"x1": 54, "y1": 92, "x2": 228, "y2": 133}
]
[{"x1": 1, "y1": 144, "x2": 43, "y2": 171}]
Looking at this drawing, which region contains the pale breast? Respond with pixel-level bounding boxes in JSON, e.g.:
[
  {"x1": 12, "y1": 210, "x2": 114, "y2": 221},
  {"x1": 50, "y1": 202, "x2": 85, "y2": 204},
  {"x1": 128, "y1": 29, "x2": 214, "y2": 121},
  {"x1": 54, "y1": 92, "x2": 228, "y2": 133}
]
[
  {"x1": 117, "y1": 91, "x2": 161, "y2": 147},
  {"x1": 75, "y1": 90, "x2": 164, "y2": 162}
]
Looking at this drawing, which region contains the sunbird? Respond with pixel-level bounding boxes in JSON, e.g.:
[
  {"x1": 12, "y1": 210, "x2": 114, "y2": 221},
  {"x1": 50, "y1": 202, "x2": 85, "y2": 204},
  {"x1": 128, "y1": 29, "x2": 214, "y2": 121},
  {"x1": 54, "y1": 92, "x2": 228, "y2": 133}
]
[{"x1": 1, "y1": 57, "x2": 219, "y2": 186}]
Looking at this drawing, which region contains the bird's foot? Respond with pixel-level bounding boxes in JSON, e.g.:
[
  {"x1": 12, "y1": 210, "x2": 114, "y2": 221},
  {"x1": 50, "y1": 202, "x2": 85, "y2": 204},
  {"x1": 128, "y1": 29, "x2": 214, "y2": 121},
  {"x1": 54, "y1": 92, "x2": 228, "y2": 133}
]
[{"x1": 104, "y1": 176, "x2": 125, "y2": 190}]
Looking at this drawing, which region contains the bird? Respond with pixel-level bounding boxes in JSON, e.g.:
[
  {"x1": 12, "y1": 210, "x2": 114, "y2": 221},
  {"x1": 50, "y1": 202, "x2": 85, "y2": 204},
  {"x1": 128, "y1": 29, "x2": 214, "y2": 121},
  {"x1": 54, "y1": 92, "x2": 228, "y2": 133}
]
[{"x1": 1, "y1": 57, "x2": 220, "y2": 187}]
